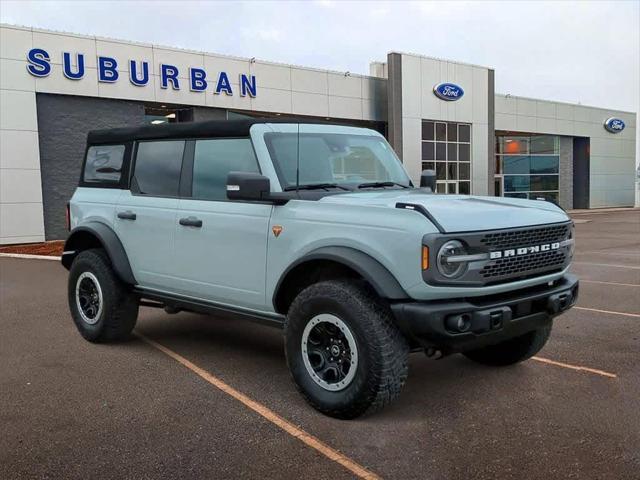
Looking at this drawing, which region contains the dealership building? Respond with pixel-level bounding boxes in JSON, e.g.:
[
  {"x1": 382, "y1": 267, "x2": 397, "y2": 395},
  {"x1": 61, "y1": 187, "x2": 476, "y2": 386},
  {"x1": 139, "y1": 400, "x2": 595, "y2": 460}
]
[{"x1": 0, "y1": 23, "x2": 637, "y2": 244}]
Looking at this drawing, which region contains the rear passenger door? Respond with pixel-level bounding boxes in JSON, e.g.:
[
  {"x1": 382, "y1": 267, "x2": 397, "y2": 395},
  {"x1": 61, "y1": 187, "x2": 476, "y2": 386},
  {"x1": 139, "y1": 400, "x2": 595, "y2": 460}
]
[
  {"x1": 172, "y1": 138, "x2": 272, "y2": 311},
  {"x1": 115, "y1": 140, "x2": 185, "y2": 291}
]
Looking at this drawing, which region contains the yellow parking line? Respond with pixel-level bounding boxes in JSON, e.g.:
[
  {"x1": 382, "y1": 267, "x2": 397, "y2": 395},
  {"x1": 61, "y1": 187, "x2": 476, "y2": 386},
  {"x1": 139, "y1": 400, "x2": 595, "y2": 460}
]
[
  {"x1": 135, "y1": 333, "x2": 381, "y2": 480},
  {"x1": 580, "y1": 280, "x2": 639, "y2": 288},
  {"x1": 574, "y1": 306, "x2": 640, "y2": 318},
  {"x1": 531, "y1": 356, "x2": 617, "y2": 378}
]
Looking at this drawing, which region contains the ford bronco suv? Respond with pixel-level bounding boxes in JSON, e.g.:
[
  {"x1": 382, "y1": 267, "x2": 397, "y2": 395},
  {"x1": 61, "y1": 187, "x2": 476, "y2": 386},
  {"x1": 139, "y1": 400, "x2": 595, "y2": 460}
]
[{"x1": 63, "y1": 119, "x2": 578, "y2": 418}]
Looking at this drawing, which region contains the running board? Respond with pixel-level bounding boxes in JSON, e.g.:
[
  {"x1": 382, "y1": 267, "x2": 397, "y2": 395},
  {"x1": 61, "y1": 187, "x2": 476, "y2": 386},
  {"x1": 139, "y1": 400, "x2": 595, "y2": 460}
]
[{"x1": 134, "y1": 288, "x2": 286, "y2": 329}]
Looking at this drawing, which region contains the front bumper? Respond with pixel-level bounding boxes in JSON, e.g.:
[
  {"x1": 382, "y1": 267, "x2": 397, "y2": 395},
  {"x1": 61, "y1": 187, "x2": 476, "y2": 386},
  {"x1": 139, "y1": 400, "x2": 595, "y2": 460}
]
[{"x1": 390, "y1": 274, "x2": 579, "y2": 353}]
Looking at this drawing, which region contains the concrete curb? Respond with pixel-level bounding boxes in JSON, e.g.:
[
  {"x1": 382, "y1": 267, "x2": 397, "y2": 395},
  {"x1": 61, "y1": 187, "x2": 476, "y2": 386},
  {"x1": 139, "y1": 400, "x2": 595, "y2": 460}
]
[{"x1": 0, "y1": 253, "x2": 61, "y2": 261}]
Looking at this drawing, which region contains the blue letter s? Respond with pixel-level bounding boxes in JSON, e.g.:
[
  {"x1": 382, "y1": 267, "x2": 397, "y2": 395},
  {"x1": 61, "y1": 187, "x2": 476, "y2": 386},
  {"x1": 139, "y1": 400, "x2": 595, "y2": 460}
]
[{"x1": 26, "y1": 48, "x2": 51, "y2": 77}]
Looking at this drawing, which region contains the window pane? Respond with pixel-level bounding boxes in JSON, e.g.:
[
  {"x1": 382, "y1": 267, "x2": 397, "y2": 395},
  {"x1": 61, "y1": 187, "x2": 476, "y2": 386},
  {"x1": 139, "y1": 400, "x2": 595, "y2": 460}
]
[
  {"x1": 435, "y1": 123, "x2": 447, "y2": 141},
  {"x1": 459, "y1": 163, "x2": 470, "y2": 180},
  {"x1": 530, "y1": 135, "x2": 558, "y2": 154},
  {"x1": 499, "y1": 136, "x2": 529, "y2": 154},
  {"x1": 459, "y1": 143, "x2": 470, "y2": 161},
  {"x1": 192, "y1": 139, "x2": 259, "y2": 201},
  {"x1": 504, "y1": 175, "x2": 530, "y2": 192},
  {"x1": 529, "y1": 175, "x2": 559, "y2": 191},
  {"x1": 134, "y1": 141, "x2": 184, "y2": 196},
  {"x1": 504, "y1": 192, "x2": 527, "y2": 199},
  {"x1": 447, "y1": 122, "x2": 458, "y2": 142},
  {"x1": 447, "y1": 143, "x2": 457, "y2": 161},
  {"x1": 436, "y1": 182, "x2": 446, "y2": 193},
  {"x1": 436, "y1": 162, "x2": 446, "y2": 180},
  {"x1": 84, "y1": 145, "x2": 125, "y2": 183},
  {"x1": 458, "y1": 124, "x2": 471, "y2": 143},
  {"x1": 422, "y1": 161, "x2": 435, "y2": 171},
  {"x1": 503, "y1": 155, "x2": 530, "y2": 174},
  {"x1": 447, "y1": 162, "x2": 458, "y2": 180},
  {"x1": 447, "y1": 183, "x2": 457, "y2": 194},
  {"x1": 459, "y1": 181, "x2": 470, "y2": 194},
  {"x1": 530, "y1": 155, "x2": 559, "y2": 174},
  {"x1": 422, "y1": 121, "x2": 434, "y2": 141},
  {"x1": 435, "y1": 142, "x2": 446, "y2": 160},
  {"x1": 495, "y1": 155, "x2": 502, "y2": 174},
  {"x1": 422, "y1": 141, "x2": 434, "y2": 160}
]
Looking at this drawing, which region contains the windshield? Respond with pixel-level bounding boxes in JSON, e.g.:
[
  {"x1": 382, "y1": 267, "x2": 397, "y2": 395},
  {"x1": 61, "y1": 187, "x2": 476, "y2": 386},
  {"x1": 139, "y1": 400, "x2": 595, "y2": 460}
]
[{"x1": 264, "y1": 131, "x2": 411, "y2": 190}]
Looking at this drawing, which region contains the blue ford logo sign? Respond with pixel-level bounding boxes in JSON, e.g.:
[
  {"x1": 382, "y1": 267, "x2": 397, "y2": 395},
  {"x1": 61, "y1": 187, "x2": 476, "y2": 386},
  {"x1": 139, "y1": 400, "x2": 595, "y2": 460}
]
[
  {"x1": 604, "y1": 117, "x2": 625, "y2": 133},
  {"x1": 433, "y1": 83, "x2": 464, "y2": 101}
]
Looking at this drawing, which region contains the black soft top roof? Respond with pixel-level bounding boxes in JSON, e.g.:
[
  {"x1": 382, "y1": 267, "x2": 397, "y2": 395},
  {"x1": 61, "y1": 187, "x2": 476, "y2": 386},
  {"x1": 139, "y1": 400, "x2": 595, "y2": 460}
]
[{"x1": 86, "y1": 118, "x2": 347, "y2": 145}]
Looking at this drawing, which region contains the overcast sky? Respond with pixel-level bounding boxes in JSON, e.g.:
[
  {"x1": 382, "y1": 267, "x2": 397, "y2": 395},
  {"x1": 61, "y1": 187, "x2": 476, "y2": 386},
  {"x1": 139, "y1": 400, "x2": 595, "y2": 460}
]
[{"x1": 1, "y1": 1, "x2": 638, "y2": 115}]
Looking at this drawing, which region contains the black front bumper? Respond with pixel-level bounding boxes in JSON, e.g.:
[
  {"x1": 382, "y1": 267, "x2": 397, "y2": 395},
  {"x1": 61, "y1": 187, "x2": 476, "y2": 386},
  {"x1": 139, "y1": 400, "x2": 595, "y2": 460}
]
[{"x1": 391, "y1": 274, "x2": 579, "y2": 353}]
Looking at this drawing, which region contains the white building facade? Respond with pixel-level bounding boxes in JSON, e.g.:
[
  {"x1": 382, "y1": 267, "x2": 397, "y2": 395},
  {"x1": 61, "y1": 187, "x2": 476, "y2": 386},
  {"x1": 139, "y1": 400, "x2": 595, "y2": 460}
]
[{"x1": 0, "y1": 24, "x2": 636, "y2": 244}]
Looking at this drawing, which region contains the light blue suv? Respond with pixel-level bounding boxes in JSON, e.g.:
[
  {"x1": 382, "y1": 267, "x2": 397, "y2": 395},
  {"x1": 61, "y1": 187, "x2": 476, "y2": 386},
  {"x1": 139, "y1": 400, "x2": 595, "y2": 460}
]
[{"x1": 63, "y1": 119, "x2": 578, "y2": 418}]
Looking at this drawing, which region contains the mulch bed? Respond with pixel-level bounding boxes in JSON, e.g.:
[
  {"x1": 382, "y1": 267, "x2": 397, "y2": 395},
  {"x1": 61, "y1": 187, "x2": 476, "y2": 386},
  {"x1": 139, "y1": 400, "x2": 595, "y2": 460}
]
[{"x1": 0, "y1": 241, "x2": 65, "y2": 257}]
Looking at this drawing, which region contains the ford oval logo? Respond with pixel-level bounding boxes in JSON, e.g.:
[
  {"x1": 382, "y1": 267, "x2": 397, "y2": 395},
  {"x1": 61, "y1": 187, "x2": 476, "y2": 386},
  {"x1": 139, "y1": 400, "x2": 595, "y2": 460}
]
[
  {"x1": 433, "y1": 83, "x2": 464, "y2": 101},
  {"x1": 604, "y1": 117, "x2": 625, "y2": 133}
]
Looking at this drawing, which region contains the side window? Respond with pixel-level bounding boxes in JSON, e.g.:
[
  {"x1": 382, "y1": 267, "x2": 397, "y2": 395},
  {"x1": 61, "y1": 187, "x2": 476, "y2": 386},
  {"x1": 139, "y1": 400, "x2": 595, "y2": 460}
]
[
  {"x1": 84, "y1": 145, "x2": 125, "y2": 183},
  {"x1": 133, "y1": 140, "x2": 185, "y2": 196},
  {"x1": 192, "y1": 138, "x2": 259, "y2": 201}
]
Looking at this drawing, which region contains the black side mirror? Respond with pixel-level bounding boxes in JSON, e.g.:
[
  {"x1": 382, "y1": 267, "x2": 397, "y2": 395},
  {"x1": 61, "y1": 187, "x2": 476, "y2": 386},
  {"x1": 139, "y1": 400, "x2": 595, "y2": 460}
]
[
  {"x1": 419, "y1": 169, "x2": 437, "y2": 192},
  {"x1": 226, "y1": 172, "x2": 271, "y2": 202}
]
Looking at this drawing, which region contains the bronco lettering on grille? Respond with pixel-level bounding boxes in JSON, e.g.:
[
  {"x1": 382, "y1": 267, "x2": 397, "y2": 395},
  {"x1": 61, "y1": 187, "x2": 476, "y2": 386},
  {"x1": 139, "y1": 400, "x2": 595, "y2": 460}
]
[{"x1": 489, "y1": 242, "x2": 560, "y2": 260}]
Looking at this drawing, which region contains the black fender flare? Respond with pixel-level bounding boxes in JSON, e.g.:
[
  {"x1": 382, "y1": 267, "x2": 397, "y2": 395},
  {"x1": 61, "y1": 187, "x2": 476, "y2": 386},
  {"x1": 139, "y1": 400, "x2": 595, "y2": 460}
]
[
  {"x1": 273, "y1": 246, "x2": 409, "y2": 310},
  {"x1": 61, "y1": 222, "x2": 137, "y2": 285}
]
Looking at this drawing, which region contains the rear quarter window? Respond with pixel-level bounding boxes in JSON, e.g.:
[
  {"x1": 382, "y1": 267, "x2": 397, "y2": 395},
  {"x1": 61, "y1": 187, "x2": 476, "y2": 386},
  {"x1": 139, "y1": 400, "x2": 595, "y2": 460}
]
[{"x1": 83, "y1": 145, "x2": 125, "y2": 183}]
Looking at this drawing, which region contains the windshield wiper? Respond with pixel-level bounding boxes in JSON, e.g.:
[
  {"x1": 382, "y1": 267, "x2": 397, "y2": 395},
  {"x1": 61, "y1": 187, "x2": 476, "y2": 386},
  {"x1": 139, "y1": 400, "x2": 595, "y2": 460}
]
[
  {"x1": 357, "y1": 181, "x2": 409, "y2": 189},
  {"x1": 284, "y1": 183, "x2": 351, "y2": 191}
]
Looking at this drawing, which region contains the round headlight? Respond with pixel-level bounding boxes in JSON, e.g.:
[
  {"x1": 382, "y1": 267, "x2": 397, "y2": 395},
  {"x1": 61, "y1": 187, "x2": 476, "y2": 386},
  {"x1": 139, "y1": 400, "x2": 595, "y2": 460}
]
[{"x1": 437, "y1": 240, "x2": 468, "y2": 278}]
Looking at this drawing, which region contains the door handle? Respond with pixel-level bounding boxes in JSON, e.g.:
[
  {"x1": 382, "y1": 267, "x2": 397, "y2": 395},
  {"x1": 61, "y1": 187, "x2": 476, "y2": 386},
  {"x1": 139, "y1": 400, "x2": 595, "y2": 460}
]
[
  {"x1": 117, "y1": 210, "x2": 136, "y2": 220},
  {"x1": 179, "y1": 216, "x2": 203, "y2": 228}
]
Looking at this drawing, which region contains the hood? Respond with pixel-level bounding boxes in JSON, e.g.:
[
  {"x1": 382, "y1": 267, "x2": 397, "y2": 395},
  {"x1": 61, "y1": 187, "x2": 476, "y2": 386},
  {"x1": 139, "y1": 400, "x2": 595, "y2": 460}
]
[{"x1": 319, "y1": 190, "x2": 569, "y2": 233}]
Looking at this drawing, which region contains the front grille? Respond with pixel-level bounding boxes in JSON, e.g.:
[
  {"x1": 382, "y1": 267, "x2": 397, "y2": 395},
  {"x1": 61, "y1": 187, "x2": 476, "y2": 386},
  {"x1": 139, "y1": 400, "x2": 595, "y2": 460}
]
[
  {"x1": 422, "y1": 220, "x2": 573, "y2": 287},
  {"x1": 480, "y1": 224, "x2": 569, "y2": 249},
  {"x1": 480, "y1": 250, "x2": 566, "y2": 279}
]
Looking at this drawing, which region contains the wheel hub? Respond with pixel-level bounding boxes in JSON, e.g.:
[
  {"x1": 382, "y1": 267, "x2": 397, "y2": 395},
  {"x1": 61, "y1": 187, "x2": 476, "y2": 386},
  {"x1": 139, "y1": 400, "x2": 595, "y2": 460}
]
[
  {"x1": 301, "y1": 314, "x2": 358, "y2": 392},
  {"x1": 75, "y1": 272, "x2": 103, "y2": 325}
]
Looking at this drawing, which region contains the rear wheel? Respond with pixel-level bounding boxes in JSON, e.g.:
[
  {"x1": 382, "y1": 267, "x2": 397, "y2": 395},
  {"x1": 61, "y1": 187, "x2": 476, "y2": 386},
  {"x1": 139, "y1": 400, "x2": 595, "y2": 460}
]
[
  {"x1": 285, "y1": 280, "x2": 409, "y2": 419},
  {"x1": 68, "y1": 249, "x2": 138, "y2": 342},
  {"x1": 463, "y1": 323, "x2": 552, "y2": 366}
]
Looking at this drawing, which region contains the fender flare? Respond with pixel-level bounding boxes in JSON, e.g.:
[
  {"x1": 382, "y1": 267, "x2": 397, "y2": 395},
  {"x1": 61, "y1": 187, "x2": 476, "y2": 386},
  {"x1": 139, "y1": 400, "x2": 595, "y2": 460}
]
[
  {"x1": 61, "y1": 222, "x2": 137, "y2": 285},
  {"x1": 273, "y1": 246, "x2": 409, "y2": 310}
]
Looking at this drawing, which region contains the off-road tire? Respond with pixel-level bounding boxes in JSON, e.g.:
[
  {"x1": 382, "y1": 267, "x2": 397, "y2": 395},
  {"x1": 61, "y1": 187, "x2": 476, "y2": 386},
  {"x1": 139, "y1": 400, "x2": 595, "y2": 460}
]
[
  {"x1": 285, "y1": 279, "x2": 409, "y2": 419},
  {"x1": 68, "y1": 248, "x2": 138, "y2": 342},
  {"x1": 463, "y1": 323, "x2": 552, "y2": 366}
]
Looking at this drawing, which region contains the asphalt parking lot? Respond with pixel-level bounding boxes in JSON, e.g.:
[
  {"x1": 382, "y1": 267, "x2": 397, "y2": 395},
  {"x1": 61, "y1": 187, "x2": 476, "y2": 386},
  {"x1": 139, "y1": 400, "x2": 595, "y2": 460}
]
[{"x1": 1, "y1": 209, "x2": 639, "y2": 479}]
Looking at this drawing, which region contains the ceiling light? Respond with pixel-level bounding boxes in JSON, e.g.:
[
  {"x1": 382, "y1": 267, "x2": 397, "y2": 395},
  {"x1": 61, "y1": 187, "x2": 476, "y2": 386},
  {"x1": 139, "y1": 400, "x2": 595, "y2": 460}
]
[
  {"x1": 151, "y1": 120, "x2": 165, "y2": 125},
  {"x1": 165, "y1": 113, "x2": 176, "y2": 119}
]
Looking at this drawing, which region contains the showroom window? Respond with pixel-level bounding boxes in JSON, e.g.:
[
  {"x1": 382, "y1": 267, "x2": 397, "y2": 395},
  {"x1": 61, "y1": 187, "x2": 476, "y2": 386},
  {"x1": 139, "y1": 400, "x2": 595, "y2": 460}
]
[
  {"x1": 421, "y1": 121, "x2": 471, "y2": 194},
  {"x1": 495, "y1": 134, "x2": 560, "y2": 203}
]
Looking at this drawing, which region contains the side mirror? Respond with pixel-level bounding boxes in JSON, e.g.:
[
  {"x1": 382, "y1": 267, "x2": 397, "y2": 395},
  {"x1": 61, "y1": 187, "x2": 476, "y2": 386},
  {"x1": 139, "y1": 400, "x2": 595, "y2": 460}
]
[
  {"x1": 226, "y1": 172, "x2": 271, "y2": 202},
  {"x1": 419, "y1": 169, "x2": 437, "y2": 192}
]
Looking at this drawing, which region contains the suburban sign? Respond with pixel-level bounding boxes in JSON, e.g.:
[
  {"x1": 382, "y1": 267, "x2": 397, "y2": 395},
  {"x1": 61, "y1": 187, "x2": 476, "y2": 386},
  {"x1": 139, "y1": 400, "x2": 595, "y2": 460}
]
[
  {"x1": 433, "y1": 82, "x2": 464, "y2": 101},
  {"x1": 603, "y1": 117, "x2": 625, "y2": 133},
  {"x1": 25, "y1": 48, "x2": 257, "y2": 97}
]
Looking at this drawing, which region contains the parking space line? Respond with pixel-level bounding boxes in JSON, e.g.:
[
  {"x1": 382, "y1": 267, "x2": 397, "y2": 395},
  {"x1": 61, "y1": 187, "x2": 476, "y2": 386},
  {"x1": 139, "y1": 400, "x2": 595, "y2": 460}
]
[
  {"x1": 574, "y1": 306, "x2": 640, "y2": 318},
  {"x1": 531, "y1": 356, "x2": 617, "y2": 378},
  {"x1": 580, "y1": 280, "x2": 639, "y2": 288},
  {"x1": 135, "y1": 333, "x2": 381, "y2": 480},
  {"x1": 572, "y1": 261, "x2": 640, "y2": 270}
]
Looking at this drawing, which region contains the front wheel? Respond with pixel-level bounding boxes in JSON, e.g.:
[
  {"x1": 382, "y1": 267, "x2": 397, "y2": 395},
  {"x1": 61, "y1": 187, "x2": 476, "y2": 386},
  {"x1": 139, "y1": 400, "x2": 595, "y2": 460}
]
[
  {"x1": 285, "y1": 280, "x2": 409, "y2": 419},
  {"x1": 463, "y1": 323, "x2": 552, "y2": 366}
]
